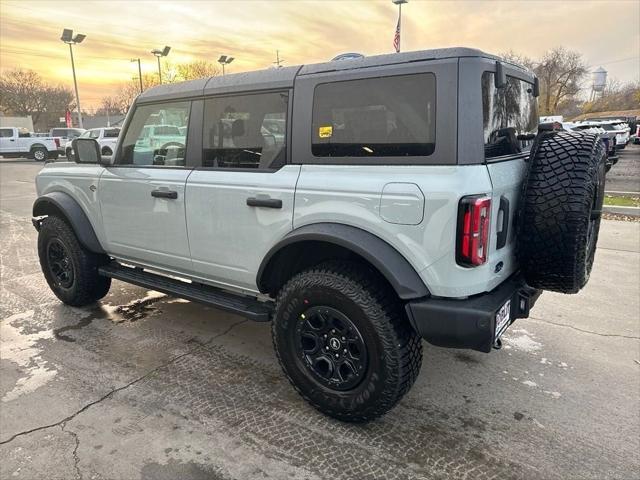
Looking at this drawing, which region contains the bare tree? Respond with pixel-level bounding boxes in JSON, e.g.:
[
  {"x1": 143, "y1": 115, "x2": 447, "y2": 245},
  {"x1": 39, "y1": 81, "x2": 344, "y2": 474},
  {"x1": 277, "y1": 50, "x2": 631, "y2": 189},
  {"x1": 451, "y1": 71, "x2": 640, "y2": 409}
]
[
  {"x1": 0, "y1": 69, "x2": 48, "y2": 124},
  {"x1": 500, "y1": 50, "x2": 535, "y2": 70},
  {"x1": 175, "y1": 60, "x2": 220, "y2": 81},
  {"x1": 534, "y1": 47, "x2": 588, "y2": 115},
  {"x1": 0, "y1": 69, "x2": 74, "y2": 129},
  {"x1": 584, "y1": 79, "x2": 640, "y2": 113}
]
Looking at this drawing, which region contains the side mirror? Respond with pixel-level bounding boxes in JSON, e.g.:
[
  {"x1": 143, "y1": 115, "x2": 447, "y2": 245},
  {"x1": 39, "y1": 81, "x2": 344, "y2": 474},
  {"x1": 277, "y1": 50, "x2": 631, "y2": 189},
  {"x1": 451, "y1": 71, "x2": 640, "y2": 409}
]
[
  {"x1": 495, "y1": 61, "x2": 507, "y2": 89},
  {"x1": 72, "y1": 138, "x2": 101, "y2": 164}
]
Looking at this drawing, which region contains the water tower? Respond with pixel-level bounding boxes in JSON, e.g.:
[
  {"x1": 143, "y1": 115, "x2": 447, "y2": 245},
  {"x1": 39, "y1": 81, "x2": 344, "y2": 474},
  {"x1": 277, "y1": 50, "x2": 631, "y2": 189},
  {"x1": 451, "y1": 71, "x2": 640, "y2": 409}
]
[{"x1": 590, "y1": 67, "x2": 607, "y2": 101}]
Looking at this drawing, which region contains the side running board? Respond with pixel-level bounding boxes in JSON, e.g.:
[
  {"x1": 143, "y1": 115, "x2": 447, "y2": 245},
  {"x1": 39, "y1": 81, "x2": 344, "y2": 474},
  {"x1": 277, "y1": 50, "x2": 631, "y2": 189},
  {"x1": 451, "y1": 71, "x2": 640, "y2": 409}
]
[{"x1": 98, "y1": 262, "x2": 272, "y2": 322}]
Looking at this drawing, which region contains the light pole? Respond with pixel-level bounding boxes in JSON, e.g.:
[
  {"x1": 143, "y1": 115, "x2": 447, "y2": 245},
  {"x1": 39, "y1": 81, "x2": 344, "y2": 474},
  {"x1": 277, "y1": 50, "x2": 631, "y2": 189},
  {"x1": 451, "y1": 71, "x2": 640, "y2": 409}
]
[
  {"x1": 151, "y1": 46, "x2": 171, "y2": 84},
  {"x1": 218, "y1": 55, "x2": 234, "y2": 75},
  {"x1": 60, "y1": 28, "x2": 85, "y2": 129},
  {"x1": 131, "y1": 58, "x2": 143, "y2": 93},
  {"x1": 392, "y1": 0, "x2": 408, "y2": 53}
]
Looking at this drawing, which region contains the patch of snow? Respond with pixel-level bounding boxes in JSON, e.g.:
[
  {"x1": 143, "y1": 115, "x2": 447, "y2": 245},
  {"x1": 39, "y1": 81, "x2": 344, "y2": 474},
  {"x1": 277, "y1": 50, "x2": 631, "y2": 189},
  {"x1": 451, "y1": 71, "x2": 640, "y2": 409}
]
[
  {"x1": 1, "y1": 310, "x2": 57, "y2": 402},
  {"x1": 544, "y1": 390, "x2": 562, "y2": 399},
  {"x1": 507, "y1": 334, "x2": 542, "y2": 353},
  {"x1": 522, "y1": 380, "x2": 537, "y2": 387}
]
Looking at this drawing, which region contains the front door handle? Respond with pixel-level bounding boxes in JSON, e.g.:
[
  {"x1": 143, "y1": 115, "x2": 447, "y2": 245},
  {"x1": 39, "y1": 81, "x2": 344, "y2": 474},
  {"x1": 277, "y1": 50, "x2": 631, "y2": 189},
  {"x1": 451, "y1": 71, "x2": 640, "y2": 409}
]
[
  {"x1": 246, "y1": 197, "x2": 282, "y2": 209},
  {"x1": 151, "y1": 189, "x2": 178, "y2": 199}
]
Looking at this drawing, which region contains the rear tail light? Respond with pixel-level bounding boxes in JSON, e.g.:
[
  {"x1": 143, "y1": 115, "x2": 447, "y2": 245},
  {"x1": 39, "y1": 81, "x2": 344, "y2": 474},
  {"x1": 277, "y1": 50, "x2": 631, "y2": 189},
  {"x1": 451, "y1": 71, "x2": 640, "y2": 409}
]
[{"x1": 457, "y1": 195, "x2": 491, "y2": 267}]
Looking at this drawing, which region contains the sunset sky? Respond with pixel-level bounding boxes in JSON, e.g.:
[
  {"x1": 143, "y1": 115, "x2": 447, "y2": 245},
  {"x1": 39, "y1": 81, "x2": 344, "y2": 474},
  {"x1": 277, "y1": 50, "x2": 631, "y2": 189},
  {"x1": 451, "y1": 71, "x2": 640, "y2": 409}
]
[{"x1": 1, "y1": 0, "x2": 638, "y2": 109}]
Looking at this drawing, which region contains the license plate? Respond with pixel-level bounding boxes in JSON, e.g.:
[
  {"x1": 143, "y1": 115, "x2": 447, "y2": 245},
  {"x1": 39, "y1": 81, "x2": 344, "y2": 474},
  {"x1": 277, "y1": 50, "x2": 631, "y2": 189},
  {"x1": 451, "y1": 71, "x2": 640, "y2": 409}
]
[{"x1": 495, "y1": 299, "x2": 512, "y2": 340}]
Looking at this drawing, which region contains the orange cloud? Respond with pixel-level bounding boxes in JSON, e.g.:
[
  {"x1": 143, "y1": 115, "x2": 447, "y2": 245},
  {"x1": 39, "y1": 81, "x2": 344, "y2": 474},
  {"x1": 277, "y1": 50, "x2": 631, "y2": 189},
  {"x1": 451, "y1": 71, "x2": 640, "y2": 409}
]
[{"x1": 1, "y1": 0, "x2": 638, "y2": 108}]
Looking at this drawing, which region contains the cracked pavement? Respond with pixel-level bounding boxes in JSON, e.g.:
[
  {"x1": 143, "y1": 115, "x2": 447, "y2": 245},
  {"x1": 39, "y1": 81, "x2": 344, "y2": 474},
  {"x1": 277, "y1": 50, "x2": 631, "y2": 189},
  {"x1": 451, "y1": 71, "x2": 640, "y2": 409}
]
[{"x1": 1, "y1": 158, "x2": 639, "y2": 479}]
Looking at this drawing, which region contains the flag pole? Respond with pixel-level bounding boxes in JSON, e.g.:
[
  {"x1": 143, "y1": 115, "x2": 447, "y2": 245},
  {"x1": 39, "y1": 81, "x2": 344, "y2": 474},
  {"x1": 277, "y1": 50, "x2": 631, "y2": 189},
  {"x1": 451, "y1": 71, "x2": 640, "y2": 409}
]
[
  {"x1": 392, "y1": 0, "x2": 407, "y2": 53},
  {"x1": 398, "y1": 2, "x2": 402, "y2": 52}
]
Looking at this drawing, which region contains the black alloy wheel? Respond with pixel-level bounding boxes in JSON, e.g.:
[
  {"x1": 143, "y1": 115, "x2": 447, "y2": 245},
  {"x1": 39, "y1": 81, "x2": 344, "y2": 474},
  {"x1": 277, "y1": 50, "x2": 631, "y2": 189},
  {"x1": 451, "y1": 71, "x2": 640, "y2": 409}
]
[
  {"x1": 46, "y1": 238, "x2": 74, "y2": 288},
  {"x1": 295, "y1": 305, "x2": 368, "y2": 391}
]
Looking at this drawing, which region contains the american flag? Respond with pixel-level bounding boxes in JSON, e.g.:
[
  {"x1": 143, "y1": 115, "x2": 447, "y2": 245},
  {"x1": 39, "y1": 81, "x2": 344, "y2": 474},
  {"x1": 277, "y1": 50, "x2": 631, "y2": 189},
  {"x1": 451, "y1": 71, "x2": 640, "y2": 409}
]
[{"x1": 393, "y1": 16, "x2": 401, "y2": 53}]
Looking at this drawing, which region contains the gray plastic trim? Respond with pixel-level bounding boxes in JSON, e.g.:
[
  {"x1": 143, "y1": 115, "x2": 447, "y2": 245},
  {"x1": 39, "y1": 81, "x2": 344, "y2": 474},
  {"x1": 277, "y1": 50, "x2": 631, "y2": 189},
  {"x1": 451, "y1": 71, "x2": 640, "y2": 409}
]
[
  {"x1": 33, "y1": 192, "x2": 106, "y2": 254},
  {"x1": 257, "y1": 222, "x2": 430, "y2": 300}
]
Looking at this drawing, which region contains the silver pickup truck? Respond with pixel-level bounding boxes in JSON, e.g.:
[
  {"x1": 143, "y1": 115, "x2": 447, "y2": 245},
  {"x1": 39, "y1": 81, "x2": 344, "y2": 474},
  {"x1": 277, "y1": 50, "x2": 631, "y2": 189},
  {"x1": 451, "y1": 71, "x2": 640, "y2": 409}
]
[{"x1": 32, "y1": 47, "x2": 606, "y2": 422}]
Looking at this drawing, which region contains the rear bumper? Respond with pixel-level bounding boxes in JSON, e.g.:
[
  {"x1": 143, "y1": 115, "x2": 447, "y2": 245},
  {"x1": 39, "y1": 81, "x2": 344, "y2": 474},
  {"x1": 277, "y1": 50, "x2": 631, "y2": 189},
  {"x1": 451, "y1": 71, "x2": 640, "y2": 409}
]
[{"x1": 405, "y1": 275, "x2": 541, "y2": 353}]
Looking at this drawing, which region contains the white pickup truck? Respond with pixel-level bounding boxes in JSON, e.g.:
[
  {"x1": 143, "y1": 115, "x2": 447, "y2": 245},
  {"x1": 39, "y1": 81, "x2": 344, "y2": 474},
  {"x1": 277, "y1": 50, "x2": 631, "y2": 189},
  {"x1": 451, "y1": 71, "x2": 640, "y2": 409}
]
[
  {"x1": 65, "y1": 127, "x2": 121, "y2": 160},
  {"x1": 0, "y1": 127, "x2": 62, "y2": 161}
]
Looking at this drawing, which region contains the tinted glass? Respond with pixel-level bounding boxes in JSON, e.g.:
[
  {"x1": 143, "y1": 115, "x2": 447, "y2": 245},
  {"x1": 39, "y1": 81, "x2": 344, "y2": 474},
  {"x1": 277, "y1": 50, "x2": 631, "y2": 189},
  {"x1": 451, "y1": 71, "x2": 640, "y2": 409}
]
[
  {"x1": 203, "y1": 91, "x2": 288, "y2": 169},
  {"x1": 482, "y1": 72, "x2": 538, "y2": 159},
  {"x1": 118, "y1": 101, "x2": 190, "y2": 166},
  {"x1": 312, "y1": 73, "x2": 436, "y2": 157},
  {"x1": 103, "y1": 128, "x2": 120, "y2": 138},
  {"x1": 0, "y1": 128, "x2": 12, "y2": 138}
]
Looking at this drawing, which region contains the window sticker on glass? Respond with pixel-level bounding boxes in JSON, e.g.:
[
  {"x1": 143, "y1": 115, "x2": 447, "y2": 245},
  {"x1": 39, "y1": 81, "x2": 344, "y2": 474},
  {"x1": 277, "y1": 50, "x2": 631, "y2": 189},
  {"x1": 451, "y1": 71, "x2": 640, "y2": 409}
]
[{"x1": 319, "y1": 126, "x2": 333, "y2": 138}]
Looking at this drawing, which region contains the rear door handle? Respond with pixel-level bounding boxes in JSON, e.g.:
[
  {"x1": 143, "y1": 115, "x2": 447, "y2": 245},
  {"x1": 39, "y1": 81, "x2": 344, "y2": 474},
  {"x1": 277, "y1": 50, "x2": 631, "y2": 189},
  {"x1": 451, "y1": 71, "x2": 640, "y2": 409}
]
[
  {"x1": 246, "y1": 197, "x2": 282, "y2": 209},
  {"x1": 151, "y1": 189, "x2": 178, "y2": 199}
]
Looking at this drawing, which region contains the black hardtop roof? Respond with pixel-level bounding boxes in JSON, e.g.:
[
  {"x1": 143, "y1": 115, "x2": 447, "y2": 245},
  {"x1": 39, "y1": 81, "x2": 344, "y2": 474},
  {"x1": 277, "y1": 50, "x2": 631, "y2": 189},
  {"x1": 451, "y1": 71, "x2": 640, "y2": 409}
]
[{"x1": 136, "y1": 47, "x2": 524, "y2": 104}]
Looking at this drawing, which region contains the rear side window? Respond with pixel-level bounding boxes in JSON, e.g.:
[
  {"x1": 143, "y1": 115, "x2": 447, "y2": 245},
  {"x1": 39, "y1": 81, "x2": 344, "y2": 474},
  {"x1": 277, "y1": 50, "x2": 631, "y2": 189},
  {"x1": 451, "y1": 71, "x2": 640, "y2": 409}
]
[
  {"x1": 202, "y1": 91, "x2": 288, "y2": 170},
  {"x1": 312, "y1": 73, "x2": 436, "y2": 157},
  {"x1": 0, "y1": 128, "x2": 12, "y2": 138},
  {"x1": 482, "y1": 72, "x2": 538, "y2": 159},
  {"x1": 103, "y1": 128, "x2": 120, "y2": 138},
  {"x1": 118, "y1": 101, "x2": 190, "y2": 166}
]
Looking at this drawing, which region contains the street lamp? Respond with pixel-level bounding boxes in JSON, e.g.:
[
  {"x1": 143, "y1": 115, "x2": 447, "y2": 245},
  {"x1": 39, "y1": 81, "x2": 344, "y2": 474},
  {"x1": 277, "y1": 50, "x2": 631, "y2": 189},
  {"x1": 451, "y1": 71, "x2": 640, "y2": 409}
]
[
  {"x1": 218, "y1": 55, "x2": 234, "y2": 75},
  {"x1": 392, "y1": 0, "x2": 408, "y2": 53},
  {"x1": 60, "y1": 28, "x2": 85, "y2": 129},
  {"x1": 151, "y1": 46, "x2": 171, "y2": 84}
]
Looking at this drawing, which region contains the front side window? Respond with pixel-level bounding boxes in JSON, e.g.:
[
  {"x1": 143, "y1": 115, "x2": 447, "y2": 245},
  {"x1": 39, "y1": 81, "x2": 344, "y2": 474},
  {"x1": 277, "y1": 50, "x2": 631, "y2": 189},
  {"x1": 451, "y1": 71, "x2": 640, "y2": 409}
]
[
  {"x1": 89, "y1": 130, "x2": 100, "y2": 139},
  {"x1": 202, "y1": 91, "x2": 288, "y2": 169},
  {"x1": 312, "y1": 73, "x2": 436, "y2": 158},
  {"x1": 118, "y1": 101, "x2": 190, "y2": 166},
  {"x1": 482, "y1": 72, "x2": 538, "y2": 159}
]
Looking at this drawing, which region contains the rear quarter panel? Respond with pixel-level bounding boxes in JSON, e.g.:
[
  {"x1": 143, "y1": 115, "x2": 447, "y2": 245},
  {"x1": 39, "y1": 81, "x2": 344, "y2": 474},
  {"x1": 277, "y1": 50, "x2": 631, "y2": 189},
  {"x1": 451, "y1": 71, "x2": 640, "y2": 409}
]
[{"x1": 294, "y1": 164, "x2": 502, "y2": 297}]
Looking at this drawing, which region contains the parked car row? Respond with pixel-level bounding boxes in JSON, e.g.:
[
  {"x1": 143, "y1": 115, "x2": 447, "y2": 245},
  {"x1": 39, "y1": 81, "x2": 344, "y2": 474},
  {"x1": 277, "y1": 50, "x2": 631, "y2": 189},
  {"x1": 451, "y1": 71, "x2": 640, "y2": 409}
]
[{"x1": 65, "y1": 127, "x2": 121, "y2": 160}]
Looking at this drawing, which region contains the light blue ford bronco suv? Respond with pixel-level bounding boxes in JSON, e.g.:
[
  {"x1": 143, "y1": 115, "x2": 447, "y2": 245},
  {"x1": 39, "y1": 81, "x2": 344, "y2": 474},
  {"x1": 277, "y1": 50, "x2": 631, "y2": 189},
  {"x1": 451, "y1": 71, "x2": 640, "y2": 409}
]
[{"x1": 33, "y1": 48, "x2": 606, "y2": 422}]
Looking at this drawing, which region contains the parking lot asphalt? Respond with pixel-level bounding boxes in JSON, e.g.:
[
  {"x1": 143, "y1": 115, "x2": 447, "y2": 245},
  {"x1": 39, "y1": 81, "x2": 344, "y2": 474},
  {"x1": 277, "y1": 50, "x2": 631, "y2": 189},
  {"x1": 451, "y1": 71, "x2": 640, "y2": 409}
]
[
  {"x1": 605, "y1": 143, "x2": 640, "y2": 193},
  {"x1": 1, "y1": 158, "x2": 639, "y2": 480}
]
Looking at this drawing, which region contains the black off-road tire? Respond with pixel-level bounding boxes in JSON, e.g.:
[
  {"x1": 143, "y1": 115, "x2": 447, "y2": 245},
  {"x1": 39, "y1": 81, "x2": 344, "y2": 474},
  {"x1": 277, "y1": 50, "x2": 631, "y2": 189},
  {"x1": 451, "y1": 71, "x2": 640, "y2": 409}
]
[
  {"x1": 519, "y1": 131, "x2": 606, "y2": 293},
  {"x1": 272, "y1": 261, "x2": 423, "y2": 422},
  {"x1": 38, "y1": 216, "x2": 111, "y2": 306},
  {"x1": 101, "y1": 146, "x2": 113, "y2": 156}
]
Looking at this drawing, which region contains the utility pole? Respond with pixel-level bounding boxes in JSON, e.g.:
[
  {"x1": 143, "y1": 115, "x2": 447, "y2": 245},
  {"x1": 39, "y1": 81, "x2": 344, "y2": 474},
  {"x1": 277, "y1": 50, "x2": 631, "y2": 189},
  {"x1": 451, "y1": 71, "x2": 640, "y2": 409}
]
[
  {"x1": 274, "y1": 50, "x2": 284, "y2": 68},
  {"x1": 131, "y1": 58, "x2": 143, "y2": 93}
]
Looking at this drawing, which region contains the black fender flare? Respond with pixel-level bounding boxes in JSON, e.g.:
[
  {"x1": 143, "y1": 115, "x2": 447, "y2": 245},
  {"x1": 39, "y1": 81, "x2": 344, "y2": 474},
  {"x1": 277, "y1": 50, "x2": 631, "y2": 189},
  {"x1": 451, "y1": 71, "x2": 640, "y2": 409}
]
[
  {"x1": 33, "y1": 192, "x2": 106, "y2": 254},
  {"x1": 257, "y1": 223, "x2": 430, "y2": 300}
]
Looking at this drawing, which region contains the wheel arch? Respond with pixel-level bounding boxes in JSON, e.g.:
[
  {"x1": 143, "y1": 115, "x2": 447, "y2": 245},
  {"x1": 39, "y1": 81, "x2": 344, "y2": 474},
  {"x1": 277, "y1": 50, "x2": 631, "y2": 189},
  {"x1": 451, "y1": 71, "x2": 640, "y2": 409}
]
[
  {"x1": 29, "y1": 143, "x2": 48, "y2": 151},
  {"x1": 33, "y1": 192, "x2": 106, "y2": 254},
  {"x1": 257, "y1": 223, "x2": 430, "y2": 300}
]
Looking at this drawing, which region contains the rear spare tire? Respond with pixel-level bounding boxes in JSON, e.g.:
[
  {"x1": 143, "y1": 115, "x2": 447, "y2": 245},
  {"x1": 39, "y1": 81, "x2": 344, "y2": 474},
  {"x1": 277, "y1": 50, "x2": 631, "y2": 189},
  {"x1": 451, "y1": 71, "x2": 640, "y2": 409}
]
[{"x1": 519, "y1": 131, "x2": 606, "y2": 293}]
